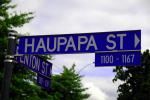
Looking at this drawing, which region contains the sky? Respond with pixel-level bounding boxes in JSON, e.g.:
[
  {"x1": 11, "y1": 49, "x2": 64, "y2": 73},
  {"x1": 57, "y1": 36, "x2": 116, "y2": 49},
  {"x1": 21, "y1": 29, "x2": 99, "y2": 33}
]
[{"x1": 12, "y1": 0, "x2": 150, "y2": 100}]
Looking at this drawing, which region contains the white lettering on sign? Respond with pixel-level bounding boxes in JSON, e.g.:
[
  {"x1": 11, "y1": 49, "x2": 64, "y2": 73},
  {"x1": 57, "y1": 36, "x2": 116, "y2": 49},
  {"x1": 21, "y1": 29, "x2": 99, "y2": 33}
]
[
  {"x1": 17, "y1": 55, "x2": 50, "y2": 76},
  {"x1": 106, "y1": 34, "x2": 116, "y2": 50},
  {"x1": 38, "y1": 77, "x2": 43, "y2": 84},
  {"x1": 78, "y1": 36, "x2": 88, "y2": 51},
  {"x1": 24, "y1": 35, "x2": 98, "y2": 53},
  {"x1": 31, "y1": 55, "x2": 40, "y2": 71},
  {"x1": 24, "y1": 55, "x2": 29, "y2": 65},
  {"x1": 45, "y1": 80, "x2": 49, "y2": 87},
  {"x1": 86, "y1": 35, "x2": 98, "y2": 50},
  {"x1": 106, "y1": 34, "x2": 126, "y2": 50},
  {"x1": 41, "y1": 61, "x2": 48, "y2": 75},
  {"x1": 25, "y1": 38, "x2": 35, "y2": 53},
  {"x1": 65, "y1": 36, "x2": 76, "y2": 51},
  {"x1": 47, "y1": 38, "x2": 56, "y2": 52},
  {"x1": 35, "y1": 38, "x2": 46, "y2": 52},
  {"x1": 100, "y1": 55, "x2": 114, "y2": 64},
  {"x1": 57, "y1": 37, "x2": 67, "y2": 51},
  {"x1": 117, "y1": 34, "x2": 126, "y2": 49}
]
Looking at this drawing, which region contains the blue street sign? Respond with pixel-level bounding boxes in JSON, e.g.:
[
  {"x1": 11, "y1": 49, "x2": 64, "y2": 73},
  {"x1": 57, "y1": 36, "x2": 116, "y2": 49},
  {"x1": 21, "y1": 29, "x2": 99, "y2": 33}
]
[
  {"x1": 15, "y1": 55, "x2": 52, "y2": 76},
  {"x1": 16, "y1": 30, "x2": 141, "y2": 55},
  {"x1": 37, "y1": 74, "x2": 51, "y2": 90},
  {"x1": 95, "y1": 51, "x2": 141, "y2": 66}
]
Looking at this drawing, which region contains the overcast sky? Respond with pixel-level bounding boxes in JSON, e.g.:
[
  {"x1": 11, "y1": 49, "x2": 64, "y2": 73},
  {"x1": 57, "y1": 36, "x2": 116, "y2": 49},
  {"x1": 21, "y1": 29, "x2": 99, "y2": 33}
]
[{"x1": 12, "y1": 0, "x2": 150, "y2": 100}]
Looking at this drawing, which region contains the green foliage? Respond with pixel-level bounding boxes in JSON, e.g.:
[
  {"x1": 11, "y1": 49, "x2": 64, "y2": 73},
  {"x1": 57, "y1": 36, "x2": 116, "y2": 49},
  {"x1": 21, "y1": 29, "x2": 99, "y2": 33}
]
[
  {"x1": 9, "y1": 64, "x2": 90, "y2": 100},
  {"x1": 0, "y1": 2, "x2": 34, "y2": 97},
  {"x1": 0, "y1": 0, "x2": 33, "y2": 67},
  {"x1": 0, "y1": 0, "x2": 33, "y2": 35},
  {"x1": 0, "y1": 0, "x2": 39, "y2": 99},
  {"x1": 51, "y1": 64, "x2": 90, "y2": 100},
  {"x1": 113, "y1": 50, "x2": 150, "y2": 100}
]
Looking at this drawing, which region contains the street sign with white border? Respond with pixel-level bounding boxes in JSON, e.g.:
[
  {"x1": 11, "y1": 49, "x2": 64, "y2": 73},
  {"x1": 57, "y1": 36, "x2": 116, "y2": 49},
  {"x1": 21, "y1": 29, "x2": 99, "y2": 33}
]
[
  {"x1": 95, "y1": 50, "x2": 141, "y2": 66},
  {"x1": 15, "y1": 55, "x2": 52, "y2": 77},
  {"x1": 16, "y1": 30, "x2": 141, "y2": 55},
  {"x1": 37, "y1": 74, "x2": 51, "y2": 90}
]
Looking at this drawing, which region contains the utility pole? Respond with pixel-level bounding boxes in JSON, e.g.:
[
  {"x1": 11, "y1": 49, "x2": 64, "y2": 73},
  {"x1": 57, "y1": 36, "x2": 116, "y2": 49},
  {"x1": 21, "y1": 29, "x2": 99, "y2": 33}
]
[{"x1": 1, "y1": 30, "x2": 17, "y2": 100}]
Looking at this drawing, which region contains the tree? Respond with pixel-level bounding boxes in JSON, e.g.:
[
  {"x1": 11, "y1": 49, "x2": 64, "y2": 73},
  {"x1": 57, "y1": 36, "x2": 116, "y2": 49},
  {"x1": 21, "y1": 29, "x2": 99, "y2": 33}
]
[
  {"x1": 10, "y1": 64, "x2": 90, "y2": 100},
  {"x1": 51, "y1": 64, "x2": 90, "y2": 100},
  {"x1": 113, "y1": 50, "x2": 150, "y2": 100},
  {"x1": 0, "y1": 0, "x2": 33, "y2": 68},
  {"x1": 0, "y1": 0, "x2": 35, "y2": 99}
]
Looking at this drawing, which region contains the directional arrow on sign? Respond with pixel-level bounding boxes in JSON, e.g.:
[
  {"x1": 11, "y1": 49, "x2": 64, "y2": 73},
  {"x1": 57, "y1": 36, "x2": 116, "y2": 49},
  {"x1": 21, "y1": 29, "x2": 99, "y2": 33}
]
[
  {"x1": 17, "y1": 30, "x2": 141, "y2": 54},
  {"x1": 135, "y1": 34, "x2": 140, "y2": 48}
]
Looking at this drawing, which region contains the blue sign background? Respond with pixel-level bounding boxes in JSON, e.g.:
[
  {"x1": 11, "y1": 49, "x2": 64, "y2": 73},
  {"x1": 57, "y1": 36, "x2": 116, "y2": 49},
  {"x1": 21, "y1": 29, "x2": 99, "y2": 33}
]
[
  {"x1": 15, "y1": 55, "x2": 52, "y2": 76},
  {"x1": 37, "y1": 74, "x2": 51, "y2": 90},
  {"x1": 95, "y1": 51, "x2": 141, "y2": 66},
  {"x1": 17, "y1": 30, "x2": 141, "y2": 55}
]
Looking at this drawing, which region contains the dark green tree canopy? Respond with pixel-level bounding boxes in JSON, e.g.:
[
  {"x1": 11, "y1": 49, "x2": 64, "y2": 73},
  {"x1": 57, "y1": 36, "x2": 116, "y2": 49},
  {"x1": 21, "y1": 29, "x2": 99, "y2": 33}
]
[
  {"x1": 113, "y1": 50, "x2": 150, "y2": 100},
  {"x1": 0, "y1": 0, "x2": 33, "y2": 34},
  {"x1": 51, "y1": 64, "x2": 90, "y2": 100},
  {"x1": 0, "y1": 0, "x2": 33, "y2": 67}
]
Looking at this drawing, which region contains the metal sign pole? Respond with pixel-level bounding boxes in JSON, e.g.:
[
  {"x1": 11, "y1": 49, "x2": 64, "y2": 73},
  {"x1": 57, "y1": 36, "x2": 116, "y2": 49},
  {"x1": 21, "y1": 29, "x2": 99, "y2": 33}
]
[{"x1": 1, "y1": 31, "x2": 17, "y2": 100}]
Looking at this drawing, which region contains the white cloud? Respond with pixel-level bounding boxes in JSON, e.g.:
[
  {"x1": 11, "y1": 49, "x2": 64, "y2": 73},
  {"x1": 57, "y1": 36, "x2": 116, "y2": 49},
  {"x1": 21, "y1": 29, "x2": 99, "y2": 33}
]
[
  {"x1": 82, "y1": 76, "x2": 120, "y2": 100},
  {"x1": 12, "y1": 0, "x2": 150, "y2": 37},
  {"x1": 12, "y1": 0, "x2": 43, "y2": 12},
  {"x1": 84, "y1": 81, "x2": 107, "y2": 100}
]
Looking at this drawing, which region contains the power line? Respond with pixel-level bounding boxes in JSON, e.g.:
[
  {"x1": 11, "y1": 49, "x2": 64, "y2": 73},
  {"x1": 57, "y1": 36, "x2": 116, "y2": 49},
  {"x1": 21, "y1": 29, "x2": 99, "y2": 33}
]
[
  {"x1": 52, "y1": 63, "x2": 63, "y2": 74},
  {"x1": 77, "y1": 62, "x2": 95, "y2": 74}
]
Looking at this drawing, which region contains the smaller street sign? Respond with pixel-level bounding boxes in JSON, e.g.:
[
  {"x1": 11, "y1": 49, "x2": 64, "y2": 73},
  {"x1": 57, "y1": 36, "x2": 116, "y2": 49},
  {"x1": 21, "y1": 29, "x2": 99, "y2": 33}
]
[
  {"x1": 37, "y1": 74, "x2": 51, "y2": 90},
  {"x1": 95, "y1": 51, "x2": 141, "y2": 66},
  {"x1": 15, "y1": 55, "x2": 52, "y2": 76}
]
